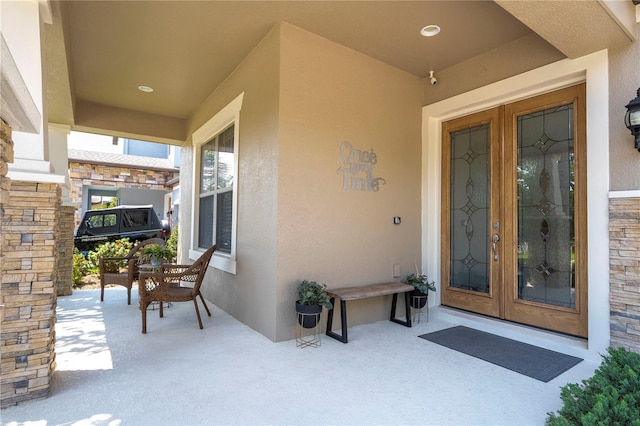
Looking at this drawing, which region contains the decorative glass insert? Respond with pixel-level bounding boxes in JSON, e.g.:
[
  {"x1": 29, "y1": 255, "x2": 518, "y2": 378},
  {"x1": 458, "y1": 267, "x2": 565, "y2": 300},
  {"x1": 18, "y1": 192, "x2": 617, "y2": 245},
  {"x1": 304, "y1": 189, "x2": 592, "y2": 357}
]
[
  {"x1": 517, "y1": 104, "x2": 576, "y2": 308},
  {"x1": 450, "y1": 125, "x2": 490, "y2": 293}
]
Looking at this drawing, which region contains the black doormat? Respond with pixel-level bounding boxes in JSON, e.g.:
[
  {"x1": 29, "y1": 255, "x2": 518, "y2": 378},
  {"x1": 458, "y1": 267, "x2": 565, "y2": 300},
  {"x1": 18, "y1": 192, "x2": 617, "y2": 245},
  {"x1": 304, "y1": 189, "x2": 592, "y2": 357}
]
[{"x1": 419, "y1": 326, "x2": 582, "y2": 382}]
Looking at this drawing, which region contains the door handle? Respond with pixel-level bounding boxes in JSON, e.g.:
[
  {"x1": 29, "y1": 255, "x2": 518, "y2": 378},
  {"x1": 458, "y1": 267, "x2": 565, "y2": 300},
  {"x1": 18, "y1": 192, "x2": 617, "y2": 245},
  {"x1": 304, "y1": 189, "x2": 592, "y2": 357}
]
[{"x1": 492, "y1": 233, "x2": 500, "y2": 261}]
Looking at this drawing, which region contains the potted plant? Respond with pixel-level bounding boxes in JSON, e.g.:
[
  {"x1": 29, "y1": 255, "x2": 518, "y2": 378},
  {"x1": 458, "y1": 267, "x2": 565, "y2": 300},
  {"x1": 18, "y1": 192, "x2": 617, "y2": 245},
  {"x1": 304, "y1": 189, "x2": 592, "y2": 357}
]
[
  {"x1": 141, "y1": 243, "x2": 173, "y2": 266},
  {"x1": 402, "y1": 270, "x2": 436, "y2": 309},
  {"x1": 295, "y1": 280, "x2": 333, "y2": 328}
]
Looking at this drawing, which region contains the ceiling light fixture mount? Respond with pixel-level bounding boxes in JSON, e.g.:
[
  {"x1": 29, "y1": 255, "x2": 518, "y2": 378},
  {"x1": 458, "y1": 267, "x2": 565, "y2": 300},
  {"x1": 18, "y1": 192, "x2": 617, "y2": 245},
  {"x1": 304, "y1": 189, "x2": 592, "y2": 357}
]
[
  {"x1": 137, "y1": 85, "x2": 154, "y2": 93},
  {"x1": 420, "y1": 25, "x2": 441, "y2": 37}
]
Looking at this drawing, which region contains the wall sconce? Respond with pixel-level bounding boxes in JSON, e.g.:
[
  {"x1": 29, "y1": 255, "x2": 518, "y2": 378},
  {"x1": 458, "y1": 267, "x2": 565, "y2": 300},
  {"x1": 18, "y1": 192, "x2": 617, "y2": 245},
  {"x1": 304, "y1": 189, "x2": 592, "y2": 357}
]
[{"x1": 625, "y1": 88, "x2": 640, "y2": 151}]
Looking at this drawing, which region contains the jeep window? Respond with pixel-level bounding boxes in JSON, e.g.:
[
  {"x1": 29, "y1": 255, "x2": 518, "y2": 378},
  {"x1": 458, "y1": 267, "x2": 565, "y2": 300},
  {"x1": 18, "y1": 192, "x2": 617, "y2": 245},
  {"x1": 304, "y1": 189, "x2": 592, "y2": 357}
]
[
  {"x1": 88, "y1": 213, "x2": 117, "y2": 228},
  {"x1": 122, "y1": 210, "x2": 149, "y2": 229}
]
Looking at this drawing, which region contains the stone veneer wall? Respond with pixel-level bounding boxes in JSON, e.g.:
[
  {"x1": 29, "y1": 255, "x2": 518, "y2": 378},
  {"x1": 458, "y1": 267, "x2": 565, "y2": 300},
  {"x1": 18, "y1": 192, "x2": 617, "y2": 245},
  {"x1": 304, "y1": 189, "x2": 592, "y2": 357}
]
[
  {"x1": 1, "y1": 118, "x2": 61, "y2": 406},
  {"x1": 56, "y1": 206, "x2": 75, "y2": 296},
  {"x1": 609, "y1": 197, "x2": 640, "y2": 353},
  {"x1": 0, "y1": 120, "x2": 12, "y2": 205},
  {"x1": 1, "y1": 119, "x2": 13, "y2": 324},
  {"x1": 0, "y1": 118, "x2": 13, "y2": 404},
  {"x1": 69, "y1": 161, "x2": 175, "y2": 229}
]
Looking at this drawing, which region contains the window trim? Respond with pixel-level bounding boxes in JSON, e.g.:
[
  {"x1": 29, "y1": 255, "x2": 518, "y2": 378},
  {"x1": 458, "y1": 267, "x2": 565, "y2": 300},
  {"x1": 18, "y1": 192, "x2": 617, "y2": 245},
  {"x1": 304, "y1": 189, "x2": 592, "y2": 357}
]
[{"x1": 190, "y1": 92, "x2": 244, "y2": 274}]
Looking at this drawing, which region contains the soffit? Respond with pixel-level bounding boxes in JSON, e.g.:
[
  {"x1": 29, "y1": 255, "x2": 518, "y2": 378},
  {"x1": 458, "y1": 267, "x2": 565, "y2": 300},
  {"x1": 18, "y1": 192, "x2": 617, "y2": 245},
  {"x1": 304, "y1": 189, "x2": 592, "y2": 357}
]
[
  {"x1": 50, "y1": 1, "x2": 532, "y2": 123},
  {"x1": 496, "y1": 0, "x2": 636, "y2": 59},
  {"x1": 44, "y1": 0, "x2": 635, "y2": 142}
]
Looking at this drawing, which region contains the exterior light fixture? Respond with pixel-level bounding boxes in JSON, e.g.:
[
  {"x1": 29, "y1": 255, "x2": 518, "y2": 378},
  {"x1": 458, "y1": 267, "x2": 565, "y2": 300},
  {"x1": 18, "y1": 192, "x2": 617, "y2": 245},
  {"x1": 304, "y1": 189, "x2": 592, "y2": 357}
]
[{"x1": 624, "y1": 88, "x2": 640, "y2": 151}]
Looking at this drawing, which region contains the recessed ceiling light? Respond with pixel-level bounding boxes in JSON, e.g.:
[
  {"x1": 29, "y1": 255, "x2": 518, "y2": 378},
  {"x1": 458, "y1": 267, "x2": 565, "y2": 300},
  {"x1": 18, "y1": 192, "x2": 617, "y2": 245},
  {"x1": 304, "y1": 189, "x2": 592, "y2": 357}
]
[
  {"x1": 137, "y1": 85, "x2": 154, "y2": 93},
  {"x1": 420, "y1": 25, "x2": 441, "y2": 37}
]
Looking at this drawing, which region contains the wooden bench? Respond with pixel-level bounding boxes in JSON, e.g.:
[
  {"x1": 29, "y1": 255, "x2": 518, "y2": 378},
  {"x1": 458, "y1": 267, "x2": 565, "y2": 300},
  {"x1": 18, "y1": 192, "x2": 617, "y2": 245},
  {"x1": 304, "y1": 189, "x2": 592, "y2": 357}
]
[{"x1": 325, "y1": 282, "x2": 414, "y2": 343}]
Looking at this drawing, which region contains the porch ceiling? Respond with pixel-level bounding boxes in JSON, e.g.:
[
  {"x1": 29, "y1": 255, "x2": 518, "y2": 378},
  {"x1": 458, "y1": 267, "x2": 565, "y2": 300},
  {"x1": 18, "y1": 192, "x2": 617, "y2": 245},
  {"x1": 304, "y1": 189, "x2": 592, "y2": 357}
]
[{"x1": 43, "y1": 1, "x2": 635, "y2": 144}]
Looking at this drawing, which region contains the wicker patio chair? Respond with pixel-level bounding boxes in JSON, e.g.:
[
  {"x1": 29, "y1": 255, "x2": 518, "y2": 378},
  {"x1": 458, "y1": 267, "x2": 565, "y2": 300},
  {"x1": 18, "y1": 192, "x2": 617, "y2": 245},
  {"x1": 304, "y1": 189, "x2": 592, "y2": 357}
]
[
  {"x1": 138, "y1": 245, "x2": 216, "y2": 334},
  {"x1": 99, "y1": 238, "x2": 167, "y2": 305}
]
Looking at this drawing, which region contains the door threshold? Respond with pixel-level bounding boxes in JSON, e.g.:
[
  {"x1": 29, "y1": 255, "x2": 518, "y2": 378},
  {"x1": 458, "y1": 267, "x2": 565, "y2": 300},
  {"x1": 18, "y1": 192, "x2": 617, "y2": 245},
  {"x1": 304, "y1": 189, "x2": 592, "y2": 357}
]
[{"x1": 433, "y1": 306, "x2": 593, "y2": 360}]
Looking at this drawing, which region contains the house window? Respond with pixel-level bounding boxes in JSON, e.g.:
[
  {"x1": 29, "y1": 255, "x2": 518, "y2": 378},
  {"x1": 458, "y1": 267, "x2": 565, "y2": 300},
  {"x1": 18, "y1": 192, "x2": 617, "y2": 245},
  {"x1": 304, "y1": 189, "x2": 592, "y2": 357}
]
[
  {"x1": 191, "y1": 93, "x2": 243, "y2": 274},
  {"x1": 198, "y1": 125, "x2": 234, "y2": 254}
]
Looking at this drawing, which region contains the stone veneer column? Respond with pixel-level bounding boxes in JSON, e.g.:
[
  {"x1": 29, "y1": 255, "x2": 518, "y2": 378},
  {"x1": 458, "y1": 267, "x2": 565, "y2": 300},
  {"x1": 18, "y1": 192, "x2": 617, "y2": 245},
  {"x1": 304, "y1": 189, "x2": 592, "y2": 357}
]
[
  {"x1": 1, "y1": 119, "x2": 14, "y2": 323},
  {"x1": 56, "y1": 206, "x2": 75, "y2": 296},
  {"x1": 609, "y1": 197, "x2": 640, "y2": 353},
  {"x1": 0, "y1": 120, "x2": 12, "y2": 204},
  {"x1": 1, "y1": 119, "x2": 13, "y2": 327},
  {"x1": 1, "y1": 153, "x2": 61, "y2": 406}
]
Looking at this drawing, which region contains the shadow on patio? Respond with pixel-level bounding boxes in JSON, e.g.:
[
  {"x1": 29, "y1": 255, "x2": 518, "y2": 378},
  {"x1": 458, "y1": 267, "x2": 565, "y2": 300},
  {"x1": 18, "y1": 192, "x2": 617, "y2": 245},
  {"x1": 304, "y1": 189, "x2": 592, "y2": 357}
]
[{"x1": 3, "y1": 288, "x2": 598, "y2": 425}]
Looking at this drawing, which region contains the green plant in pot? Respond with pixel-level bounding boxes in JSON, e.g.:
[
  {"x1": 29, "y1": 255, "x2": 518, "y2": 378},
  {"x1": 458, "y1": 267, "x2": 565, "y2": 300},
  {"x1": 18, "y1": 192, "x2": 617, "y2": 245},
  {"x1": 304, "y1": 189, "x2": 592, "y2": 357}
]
[
  {"x1": 141, "y1": 244, "x2": 173, "y2": 266},
  {"x1": 296, "y1": 280, "x2": 333, "y2": 329},
  {"x1": 402, "y1": 270, "x2": 436, "y2": 309}
]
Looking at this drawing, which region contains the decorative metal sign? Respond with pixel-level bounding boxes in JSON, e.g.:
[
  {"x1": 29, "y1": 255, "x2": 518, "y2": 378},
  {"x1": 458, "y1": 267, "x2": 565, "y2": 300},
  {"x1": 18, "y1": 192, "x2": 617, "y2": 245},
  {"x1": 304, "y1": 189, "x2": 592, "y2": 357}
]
[{"x1": 337, "y1": 141, "x2": 386, "y2": 192}]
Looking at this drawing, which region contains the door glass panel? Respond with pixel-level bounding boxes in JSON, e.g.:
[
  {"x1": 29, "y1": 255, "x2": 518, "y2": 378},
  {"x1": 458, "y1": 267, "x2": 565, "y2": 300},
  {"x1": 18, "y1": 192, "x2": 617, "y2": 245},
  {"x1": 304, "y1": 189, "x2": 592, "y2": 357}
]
[
  {"x1": 517, "y1": 105, "x2": 575, "y2": 308},
  {"x1": 450, "y1": 125, "x2": 490, "y2": 293}
]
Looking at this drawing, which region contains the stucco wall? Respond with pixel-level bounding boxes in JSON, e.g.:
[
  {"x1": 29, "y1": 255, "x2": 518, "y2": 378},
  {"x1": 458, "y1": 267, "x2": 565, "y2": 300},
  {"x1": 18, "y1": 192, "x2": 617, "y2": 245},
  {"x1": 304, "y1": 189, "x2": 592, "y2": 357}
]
[
  {"x1": 424, "y1": 33, "x2": 565, "y2": 105},
  {"x1": 183, "y1": 24, "x2": 281, "y2": 340},
  {"x1": 276, "y1": 23, "x2": 423, "y2": 340},
  {"x1": 609, "y1": 22, "x2": 640, "y2": 191},
  {"x1": 182, "y1": 22, "x2": 423, "y2": 342}
]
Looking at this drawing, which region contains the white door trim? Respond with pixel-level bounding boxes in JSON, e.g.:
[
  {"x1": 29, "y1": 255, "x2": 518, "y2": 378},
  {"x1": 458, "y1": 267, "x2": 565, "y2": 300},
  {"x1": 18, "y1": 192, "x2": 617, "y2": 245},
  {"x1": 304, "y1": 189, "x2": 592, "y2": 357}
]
[{"x1": 421, "y1": 50, "x2": 609, "y2": 359}]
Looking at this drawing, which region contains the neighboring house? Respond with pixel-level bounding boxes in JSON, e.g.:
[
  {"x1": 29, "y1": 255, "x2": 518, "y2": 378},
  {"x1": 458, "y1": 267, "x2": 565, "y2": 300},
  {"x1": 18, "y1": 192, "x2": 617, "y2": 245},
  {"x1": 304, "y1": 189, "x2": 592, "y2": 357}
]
[
  {"x1": 67, "y1": 147, "x2": 179, "y2": 231},
  {"x1": 1, "y1": 0, "x2": 640, "y2": 407}
]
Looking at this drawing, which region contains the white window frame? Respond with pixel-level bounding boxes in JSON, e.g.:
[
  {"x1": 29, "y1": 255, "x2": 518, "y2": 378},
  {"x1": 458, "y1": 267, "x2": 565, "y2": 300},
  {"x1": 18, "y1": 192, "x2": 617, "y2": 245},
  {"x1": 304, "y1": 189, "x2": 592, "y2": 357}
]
[{"x1": 190, "y1": 92, "x2": 244, "y2": 274}]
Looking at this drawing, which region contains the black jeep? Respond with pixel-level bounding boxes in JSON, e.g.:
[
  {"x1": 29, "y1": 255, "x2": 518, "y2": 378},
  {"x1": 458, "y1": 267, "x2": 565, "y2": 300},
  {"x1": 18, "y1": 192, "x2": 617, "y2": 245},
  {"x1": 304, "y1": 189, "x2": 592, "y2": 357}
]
[{"x1": 74, "y1": 205, "x2": 170, "y2": 253}]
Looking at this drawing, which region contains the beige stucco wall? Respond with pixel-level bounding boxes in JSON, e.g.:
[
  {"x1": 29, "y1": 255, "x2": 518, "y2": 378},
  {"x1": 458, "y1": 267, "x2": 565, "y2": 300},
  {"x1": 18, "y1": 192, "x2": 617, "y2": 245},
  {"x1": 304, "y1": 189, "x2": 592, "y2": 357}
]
[
  {"x1": 609, "y1": 21, "x2": 640, "y2": 191},
  {"x1": 275, "y1": 24, "x2": 423, "y2": 340},
  {"x1": 181, "y1": 22, "x2": 423, "y2": 342},
  {"x1": 182, "y1": 24, "x2": 281, "y2": 340},
  {"x1": 424, "y1": 33, "x2": 565, "y2": 105}
]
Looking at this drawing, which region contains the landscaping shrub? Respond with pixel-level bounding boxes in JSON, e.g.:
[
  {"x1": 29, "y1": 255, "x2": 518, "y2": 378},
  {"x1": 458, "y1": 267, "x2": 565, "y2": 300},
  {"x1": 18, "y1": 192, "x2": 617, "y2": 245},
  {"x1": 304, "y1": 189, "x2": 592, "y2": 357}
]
[
  {"x1": 86, "y1": 238, "x2": 134, "y2": 273},
  {"x1": 72, "y1": 248, "x2": 89, "y2": 287},
  {"x1": 546, "y1": 347, "x2": 640, "y2": 425},
  {"x1": 167, "y1": 224, "x2": 178, "y2": 258}
]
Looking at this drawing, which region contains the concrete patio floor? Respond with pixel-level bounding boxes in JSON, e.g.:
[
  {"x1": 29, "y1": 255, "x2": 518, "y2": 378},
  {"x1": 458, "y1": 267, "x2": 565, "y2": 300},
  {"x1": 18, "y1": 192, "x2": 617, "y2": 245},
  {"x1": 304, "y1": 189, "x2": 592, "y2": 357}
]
[{"x1": 2, "y1": 287, "x2": 601, "y2": 426}]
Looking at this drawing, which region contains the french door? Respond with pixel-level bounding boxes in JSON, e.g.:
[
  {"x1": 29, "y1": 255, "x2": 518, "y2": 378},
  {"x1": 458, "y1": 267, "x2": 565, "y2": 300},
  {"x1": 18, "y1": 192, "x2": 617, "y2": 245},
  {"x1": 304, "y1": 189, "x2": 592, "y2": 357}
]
[{"x1": 441, "y1": 84, "x2": 587, "y2": 338}]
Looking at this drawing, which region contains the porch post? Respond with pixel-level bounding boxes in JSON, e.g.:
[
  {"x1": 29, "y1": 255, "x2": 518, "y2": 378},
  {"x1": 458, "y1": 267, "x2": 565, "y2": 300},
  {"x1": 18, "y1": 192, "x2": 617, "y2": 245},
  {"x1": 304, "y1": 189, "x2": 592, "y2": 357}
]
[{"x1": 1, "y1": 119, "x2": 63, "y2": 407}]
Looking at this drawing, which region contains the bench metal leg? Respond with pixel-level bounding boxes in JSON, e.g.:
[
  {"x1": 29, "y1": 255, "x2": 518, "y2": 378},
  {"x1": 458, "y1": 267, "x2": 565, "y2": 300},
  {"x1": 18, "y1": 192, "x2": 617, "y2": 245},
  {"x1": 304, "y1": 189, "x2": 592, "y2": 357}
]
[
  {"x1": 390, "y1": 291, "x2": 412, "y2": 328},
  {"x1": 326, "y1": 298, "x2": 349, "y2": 343},
  {"x1": 326, "y1": 291, "x2": 412, "y2": 343}
]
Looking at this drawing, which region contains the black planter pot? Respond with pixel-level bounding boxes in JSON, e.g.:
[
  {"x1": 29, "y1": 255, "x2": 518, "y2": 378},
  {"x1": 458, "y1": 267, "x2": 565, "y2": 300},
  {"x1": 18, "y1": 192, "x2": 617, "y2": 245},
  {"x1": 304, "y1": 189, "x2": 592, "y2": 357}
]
[
  {"x1": 295, "y1": 301, "x2": 322, "y2": 328},
  {"x1": 410, "y1": 289, "x2": 428, "y2": 309}
]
